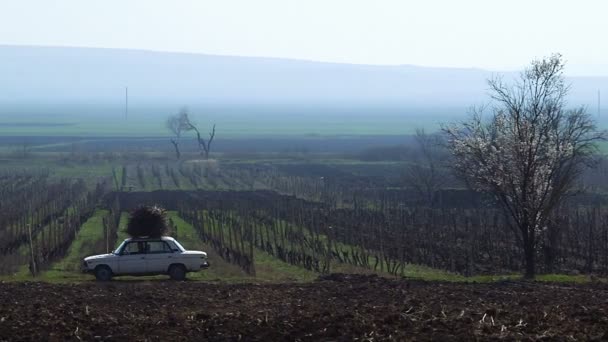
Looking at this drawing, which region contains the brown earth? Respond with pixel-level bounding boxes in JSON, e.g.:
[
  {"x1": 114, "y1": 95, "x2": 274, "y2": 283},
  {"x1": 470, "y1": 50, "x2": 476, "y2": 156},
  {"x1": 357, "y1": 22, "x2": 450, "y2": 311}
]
[{"x1": 0, "y1": 274, "x2": 607, "y2": 341}]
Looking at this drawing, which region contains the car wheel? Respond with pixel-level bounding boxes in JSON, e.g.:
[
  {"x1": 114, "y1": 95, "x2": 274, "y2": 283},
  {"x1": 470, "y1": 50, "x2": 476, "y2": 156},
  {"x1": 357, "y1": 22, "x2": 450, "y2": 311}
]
[
  {"x1": 94, "y1": 266, "x2": 113, "y2": 281},
  {"x1": 168, "y1": 264, "x2": 186, "y2": 281}
]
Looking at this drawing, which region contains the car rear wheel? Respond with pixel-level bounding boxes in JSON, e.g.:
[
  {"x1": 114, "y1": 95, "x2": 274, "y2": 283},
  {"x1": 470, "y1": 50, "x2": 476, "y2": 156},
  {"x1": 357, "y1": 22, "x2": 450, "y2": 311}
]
[
  {"x1": 94, "y1": 266, "x2": 113, "y2": 281},
  {"x1": 168, "y1": 264, "x2": 186, "y2": 281}
]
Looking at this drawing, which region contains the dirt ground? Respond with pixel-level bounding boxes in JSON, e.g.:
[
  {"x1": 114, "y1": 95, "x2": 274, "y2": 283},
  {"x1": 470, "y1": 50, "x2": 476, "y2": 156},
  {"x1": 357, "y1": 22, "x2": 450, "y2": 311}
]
[{"x1": 0, "y1": 274, "x2": 607, "y2": 341}]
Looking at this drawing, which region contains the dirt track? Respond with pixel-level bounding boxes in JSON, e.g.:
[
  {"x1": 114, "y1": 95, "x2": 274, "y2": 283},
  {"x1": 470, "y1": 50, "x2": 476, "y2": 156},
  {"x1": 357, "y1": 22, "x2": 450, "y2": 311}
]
[{"x1": 0, "y1": 274, "x2": 607, "y2": 341}]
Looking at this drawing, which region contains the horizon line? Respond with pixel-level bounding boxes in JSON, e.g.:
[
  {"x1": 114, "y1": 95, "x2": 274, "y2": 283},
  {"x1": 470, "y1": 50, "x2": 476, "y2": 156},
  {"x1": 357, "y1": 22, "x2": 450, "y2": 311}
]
[
  {"x1": 2, "y1": 43, "x2": 607, "y2": 77},
  {"x1": 0, "y1": 43, "x2": 509, "y2": 73}
]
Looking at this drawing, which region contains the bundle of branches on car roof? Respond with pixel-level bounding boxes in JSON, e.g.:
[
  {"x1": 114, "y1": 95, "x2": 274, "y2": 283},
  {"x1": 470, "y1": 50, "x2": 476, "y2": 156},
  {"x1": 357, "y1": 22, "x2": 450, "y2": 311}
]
[{"x1": 126, "y1": 205, "x2": 170, "y2": 238}]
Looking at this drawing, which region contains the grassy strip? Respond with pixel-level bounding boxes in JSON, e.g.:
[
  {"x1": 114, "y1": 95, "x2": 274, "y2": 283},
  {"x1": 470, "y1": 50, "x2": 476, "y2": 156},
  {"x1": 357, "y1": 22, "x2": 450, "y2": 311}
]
[
  {"x1": 173, "y1": 212, "x2": 318, "y2": 282},
  {"x1": 399, "y1": 264, "x2": 600, "y2": 283},
  {"x1": 34, "y1": 211, "x2": 128, "y2": 283},
  {"x1": 252, "y1": 249, "x2": 318, "y2": 282},
  {"x1": 167, "y1": 212, "x2": 251, "y2": 282},
  {"x1": 8, "y1": 193, "x2": 90, "y2": 276},
  {"x1": 266, "y1": 218, "x2": 399, "y2": 277},
  {"x1": 258, "y1": 219, "x2": 604, "y2": 283},
  {"x1": 42, "y1": 210, "x2": 110, "y2": 281}
]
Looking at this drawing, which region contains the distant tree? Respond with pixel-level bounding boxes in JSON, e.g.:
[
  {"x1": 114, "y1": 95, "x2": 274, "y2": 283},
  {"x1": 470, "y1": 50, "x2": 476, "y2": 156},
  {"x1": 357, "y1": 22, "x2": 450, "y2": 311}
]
[
  {"x1": 189, "y1": 122, "x2": 216, "y2": 160},
  {"x1": 403, "y1": 128, "x2": 448, "y2": 206},
  {"x1": 166, "y1": 108, "x2": 193, "y2": 160},
  {"x1": 443, "y1": 54, "x2": 604, "y2": 278},
  {"x1": 21, "y1": 139, "x2": 31, "y2": 158}
]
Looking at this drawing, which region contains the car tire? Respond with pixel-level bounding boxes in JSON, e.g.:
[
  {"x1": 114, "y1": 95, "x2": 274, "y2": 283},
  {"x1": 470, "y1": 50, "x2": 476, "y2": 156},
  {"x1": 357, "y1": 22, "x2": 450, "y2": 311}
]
[
  {"x1": 94, "y1": 265, "x2": 113, "y2": 281},
  {"x1": 168, "y1": 264, "x2": 186, "y2": 281}
]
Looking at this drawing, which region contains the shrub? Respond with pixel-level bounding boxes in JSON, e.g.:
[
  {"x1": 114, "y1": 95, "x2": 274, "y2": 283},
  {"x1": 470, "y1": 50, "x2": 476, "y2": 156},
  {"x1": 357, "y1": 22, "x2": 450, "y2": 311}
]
[{"x1": 126, "y1": 205, "x2": 169, "y2": 238}]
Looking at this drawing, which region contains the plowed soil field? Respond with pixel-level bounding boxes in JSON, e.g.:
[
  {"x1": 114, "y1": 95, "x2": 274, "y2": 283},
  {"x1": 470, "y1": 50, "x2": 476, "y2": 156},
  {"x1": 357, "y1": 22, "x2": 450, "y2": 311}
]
[{"x1": 0, "y1": 274, "x2": 607, "y2": 341}]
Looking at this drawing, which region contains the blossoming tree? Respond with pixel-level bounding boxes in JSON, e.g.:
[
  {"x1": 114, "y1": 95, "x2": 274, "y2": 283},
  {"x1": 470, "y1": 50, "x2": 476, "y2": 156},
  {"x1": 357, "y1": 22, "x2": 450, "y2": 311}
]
[{"x1": 443, "y1": 54, "x2": 604, "y2": 278}]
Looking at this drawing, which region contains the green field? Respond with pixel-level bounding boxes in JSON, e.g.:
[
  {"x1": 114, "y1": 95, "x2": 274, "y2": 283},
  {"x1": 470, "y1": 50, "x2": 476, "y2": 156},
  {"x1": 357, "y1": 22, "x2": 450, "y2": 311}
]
[
  {"x1": 0, "y1": 107, "x2": 455, "y2": 137},
  {"x1": 3, "y1": 104, "x2": 608, "y2": 138}
]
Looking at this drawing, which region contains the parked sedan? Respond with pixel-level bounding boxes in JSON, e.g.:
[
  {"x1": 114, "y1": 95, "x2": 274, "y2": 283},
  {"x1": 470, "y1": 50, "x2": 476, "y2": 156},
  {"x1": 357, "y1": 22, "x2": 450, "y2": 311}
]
[{"x1": 82, "y1": 236, "x2": 209, "y2": 281}]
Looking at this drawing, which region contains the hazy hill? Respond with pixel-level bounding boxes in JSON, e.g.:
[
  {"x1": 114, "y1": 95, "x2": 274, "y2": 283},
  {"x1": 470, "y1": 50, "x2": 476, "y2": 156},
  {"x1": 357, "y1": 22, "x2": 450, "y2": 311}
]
[{"x1": 0, "y1": 45, "x2": 605, "y2": 109}]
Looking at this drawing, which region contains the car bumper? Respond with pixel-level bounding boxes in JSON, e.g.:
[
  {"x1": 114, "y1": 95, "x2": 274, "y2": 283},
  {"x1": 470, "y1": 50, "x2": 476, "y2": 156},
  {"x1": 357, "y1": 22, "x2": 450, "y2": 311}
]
[{"x1": 200, "y1": 260, "x2": 210, "y2": 269}]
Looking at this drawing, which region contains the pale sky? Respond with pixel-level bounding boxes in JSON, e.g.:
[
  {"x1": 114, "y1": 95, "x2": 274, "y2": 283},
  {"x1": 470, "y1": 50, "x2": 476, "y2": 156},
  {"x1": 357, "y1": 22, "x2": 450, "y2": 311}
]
[{"x1": 1, "y1": 0, "x2": 607, "y2": 75}]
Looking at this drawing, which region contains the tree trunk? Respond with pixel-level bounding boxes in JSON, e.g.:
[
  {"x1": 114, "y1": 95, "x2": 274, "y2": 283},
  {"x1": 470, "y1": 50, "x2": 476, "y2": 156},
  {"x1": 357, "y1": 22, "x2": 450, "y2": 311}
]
[
  {"x1": 170, "y1": 139, "x2": 180, "y2": 160},
  {"x1": 523, "y1": 238, "x2": 536, "y2": 279}
]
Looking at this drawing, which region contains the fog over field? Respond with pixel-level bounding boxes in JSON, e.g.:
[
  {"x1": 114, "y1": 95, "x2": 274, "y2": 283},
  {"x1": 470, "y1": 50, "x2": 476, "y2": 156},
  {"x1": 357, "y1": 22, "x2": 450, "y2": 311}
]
[
  {"x1": 2, "y1": 45, "x2": 607, "y2": 137},
  {"x1": 2, "y1": 45, "x2": 606, "y2": 109}
]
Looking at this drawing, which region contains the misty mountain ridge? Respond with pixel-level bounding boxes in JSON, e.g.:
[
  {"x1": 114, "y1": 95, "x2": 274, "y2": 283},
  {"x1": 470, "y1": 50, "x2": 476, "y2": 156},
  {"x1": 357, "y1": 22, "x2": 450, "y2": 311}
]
[{"x1": 0, "y1": 45, "x2": 605, "y2": 110}]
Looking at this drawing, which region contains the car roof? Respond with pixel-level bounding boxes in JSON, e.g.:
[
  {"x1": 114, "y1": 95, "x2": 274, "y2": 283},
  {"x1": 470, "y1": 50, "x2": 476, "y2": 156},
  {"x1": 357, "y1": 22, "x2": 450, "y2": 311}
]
[{"x1": 123, "y1": 236, "x2": 176, "y2": 242}]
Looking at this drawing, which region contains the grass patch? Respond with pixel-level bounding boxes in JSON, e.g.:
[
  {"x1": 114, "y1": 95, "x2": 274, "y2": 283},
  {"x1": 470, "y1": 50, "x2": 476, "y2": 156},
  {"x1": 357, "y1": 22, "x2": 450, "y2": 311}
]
[
  {"x1": 399, "y1": 264, "x2": 518, "y2": 282},
  {"x1": 535, "y1": 274, "x2": 593, "y2": 283},
  {"x1": 250, "y1": 249, "x2": 318, "y2": 282},
  {"x1": 167, "y1": 212, "x2": 251, "y2": 282},
  {"x1": 400, "y1": 265, "x2": 600, "y2": 284},
  {"x1": 169, "y1": 212, "x2": 317, "y2": 282},
  {"x1": 42, "y1": 209, "x2": 110, "y2": 282}
]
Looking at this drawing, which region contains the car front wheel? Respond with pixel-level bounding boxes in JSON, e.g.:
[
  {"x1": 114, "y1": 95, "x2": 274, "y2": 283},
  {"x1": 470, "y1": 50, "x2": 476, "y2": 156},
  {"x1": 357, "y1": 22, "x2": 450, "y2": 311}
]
[
  {"x1": 168, "y1": 264, "x2": 186, "y2": 281},
  {"x1": 94, "y1": 266, "x2": 113, "y2": 281}
]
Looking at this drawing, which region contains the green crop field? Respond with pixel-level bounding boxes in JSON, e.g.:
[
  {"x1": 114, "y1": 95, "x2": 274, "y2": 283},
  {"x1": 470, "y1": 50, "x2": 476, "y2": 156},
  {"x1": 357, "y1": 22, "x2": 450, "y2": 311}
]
[{"x1": 0, "y1": 105, "x2": 460, "y2": 137}]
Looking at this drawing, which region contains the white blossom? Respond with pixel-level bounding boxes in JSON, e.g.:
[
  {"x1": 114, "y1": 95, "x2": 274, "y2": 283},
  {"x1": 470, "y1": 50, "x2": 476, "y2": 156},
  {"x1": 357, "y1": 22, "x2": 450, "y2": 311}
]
[{"x1": 442, "y1": 54, "x2": 603, "y2": 277}]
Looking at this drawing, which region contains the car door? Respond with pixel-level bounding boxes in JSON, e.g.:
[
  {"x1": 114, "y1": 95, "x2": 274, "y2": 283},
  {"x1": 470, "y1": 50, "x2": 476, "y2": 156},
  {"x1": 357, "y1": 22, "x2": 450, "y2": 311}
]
[
  {"x1": 118, "y1": 241, "x2": 147, "y2": 274},
  {"x1": 144, "y1": 241, "x2": 174, "y2": 273}
]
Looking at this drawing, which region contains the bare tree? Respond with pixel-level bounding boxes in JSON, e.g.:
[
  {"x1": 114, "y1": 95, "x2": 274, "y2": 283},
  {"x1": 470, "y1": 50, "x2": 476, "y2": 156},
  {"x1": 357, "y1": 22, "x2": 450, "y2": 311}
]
[
  {"x1": 189, "y1": 122, "x2": 216, "y2": 160},
  {"x1": 166, "y1": 108, "x2": 193, "y2": 160},
  {"x1": 403, "y1": 128, "x2": 448, "y2": 206},
  {"x1": 443, "y1": 54, "x2": 604, "y2": 278}
]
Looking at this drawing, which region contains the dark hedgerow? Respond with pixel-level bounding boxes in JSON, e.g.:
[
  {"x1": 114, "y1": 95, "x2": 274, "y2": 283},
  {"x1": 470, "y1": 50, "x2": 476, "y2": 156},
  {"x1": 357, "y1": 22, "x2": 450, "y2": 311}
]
[{"x1": 126, "y1": 205, "x2": 170, "y2": 238}]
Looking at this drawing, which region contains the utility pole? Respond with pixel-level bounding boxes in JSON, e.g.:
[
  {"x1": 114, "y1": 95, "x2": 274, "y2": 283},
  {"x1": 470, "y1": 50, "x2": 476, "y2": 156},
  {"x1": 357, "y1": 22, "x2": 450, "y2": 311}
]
[{"x1": 125, "y1": 86, "x2": 129, "y2": 120}]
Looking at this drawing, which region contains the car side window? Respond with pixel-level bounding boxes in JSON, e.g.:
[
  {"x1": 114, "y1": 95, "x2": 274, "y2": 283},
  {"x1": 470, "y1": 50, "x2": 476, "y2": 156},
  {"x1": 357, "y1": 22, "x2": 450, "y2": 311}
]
[
  {"x1": 146, "y1": 241, "x2": 172, "y2": 254},
  {"x1": 122, "y1": 241, "x2": 144, "y2": 255}
]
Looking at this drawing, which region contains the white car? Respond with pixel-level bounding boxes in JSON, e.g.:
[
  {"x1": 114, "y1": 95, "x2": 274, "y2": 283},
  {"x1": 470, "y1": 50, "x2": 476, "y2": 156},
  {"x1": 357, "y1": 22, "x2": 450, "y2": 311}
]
[{"x1": 82, "y1": 236, "x2": 209, "y2": 281}]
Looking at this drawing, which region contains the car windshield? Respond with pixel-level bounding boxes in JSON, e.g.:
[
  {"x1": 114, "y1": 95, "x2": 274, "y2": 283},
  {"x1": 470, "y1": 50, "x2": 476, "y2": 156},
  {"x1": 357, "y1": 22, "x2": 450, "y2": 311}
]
[
  {"x1": 171, "y1": 239, "x2": 186, "y2": 252},
  {"x1": 113, "y1": 240, "x2": 128, "y2": 255}
]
